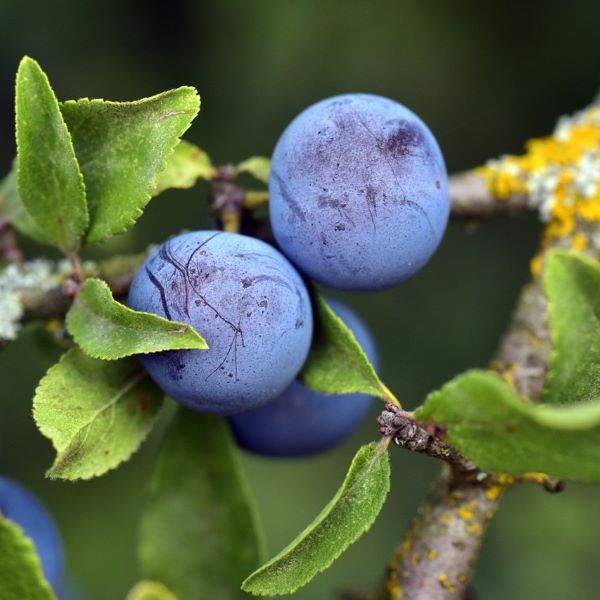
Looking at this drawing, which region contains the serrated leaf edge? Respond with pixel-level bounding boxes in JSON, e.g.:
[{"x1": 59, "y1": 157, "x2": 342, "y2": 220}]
[
  {"x1": 242, "y1": 442, "x2": 390, "y2": 595},
  {"x1": 0, "y1": 516, "x2": 56, "y2": 599},
  {"x1": 61, "y1": 87, "x2": 201, "y2": 244},
  {"x1": 32, "y1": 349, "x2": 164, "y2": 481},
  {"x1": 65, "y1": 278, "x2": 208, "y2": 361},
  {"x1": 15, "y1": 56, "x2": 89, "y2": 252}
]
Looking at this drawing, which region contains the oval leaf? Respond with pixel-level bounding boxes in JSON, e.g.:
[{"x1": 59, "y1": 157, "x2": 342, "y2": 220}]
[
  {"x1": 415, "y1": 370, "x2": 600, "y2": 483},
  {"x1": 15, "y1": 56, "x2": 88, "y2": 252},
  {"x1": 140, "y1": 409, "x2": 265, "y2": 599},
  {"x1": 242, "y1": 442, "x2": 390, "y2": 596},
  {"x1": 0, "y1": 516, "x2": 56, "y2": 600},
  {"x1": 66, "y1": 278, "x2": 207, "y2": 360},
  {"x1": 301, "y1": 295, "x2": 397, "y2": 404},
  {"x1": 235, "y1": 156, "x2": 270, "y2": 184},
  {"x1": 543, "y1": 249, "x2": 600, "y2": 404},
  {"x1": 61, "y1": 87, "x2": 200, "y2": 244},
  {"x1": 126, "y1": 581, "x2": 178, "y2": 600},
  {"x1": 33, "y1": 348, "x2": 163, "y2": 480},
  {"x1": 152, "y1": 140, "x2": 215, "y2": 195}
]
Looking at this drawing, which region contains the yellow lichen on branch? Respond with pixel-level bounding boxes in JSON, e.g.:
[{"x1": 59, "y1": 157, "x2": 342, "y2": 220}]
[{"x1": 477, "y1": 105, "x2": 600, "y2": 273}]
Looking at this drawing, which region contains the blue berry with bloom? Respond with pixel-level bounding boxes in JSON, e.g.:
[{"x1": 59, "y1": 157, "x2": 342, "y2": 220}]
[
  {"x1": 269, "y1": 93, "x2": 449, "y2": 291},
  {"x1": 127, "y1": 231, "x2": 313, "y2": 415}
]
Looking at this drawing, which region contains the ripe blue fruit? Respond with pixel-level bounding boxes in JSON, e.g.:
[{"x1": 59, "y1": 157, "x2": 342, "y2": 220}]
[
  {"x1": 0, "y1": 477, "x2": 64, "y2": 591},
  {"x1": 269, "y1": 93, "x2": 449, "y2": 291},
  {"x1": 228, "y1": 298, "x2": 378, "y2": 456},
  {"x1": 127, "y1": 231, "x2": 313, "y2": 415}
]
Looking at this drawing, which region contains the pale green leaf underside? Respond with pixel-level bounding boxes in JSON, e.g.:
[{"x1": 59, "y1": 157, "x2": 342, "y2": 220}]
[
  {"x1": 126, "y1": 581, "x2": 178, "y2": 600},
  {"x1": 300, "y1": 295, "x2": 388, "y2": 400},
  {"x1": 153, "y1": 139, "x2": 215, "y2": 195},
  {"x1": 0, "y1": 516, "x2": 56, "y2": 600},
  {"x1": 0, "y1": 165, "x2": 49, "y2": 243},
  {"x1": 235, "y1": 156, "x2": 270, "y2": 184},
  {"x1": 66, "y1": 278, "x2": 207, "y2": 360},
  {"x1": 33, "y1": 348, "x2": 163, "y2": 480},
  {"x1": 543, "y1": 249, "x2": 600, "y2": 404},
  {"x1": 61, "y1": 87, "x2": 200, "y2": 244},
  {"x1": 242, "y1": 442, "x2": 390, "y2": 596},
  {"x1": 415, "y1": 370, "x2": 600, "y2": 482},
  {"x1": 140, "y1": 409, "x2": 265, "y2": 600},
  {"x1": 15, "y1": 56, "x2": 88, "y2": 252}
]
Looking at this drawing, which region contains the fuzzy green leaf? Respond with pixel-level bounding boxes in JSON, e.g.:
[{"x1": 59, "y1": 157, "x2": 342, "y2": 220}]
[
  {"x1": 61, "y1": 88, "x2": 200, "y2": 244},
  {"x1": 126, "y1": 581, "x2": 178, "y2": 600},
  {"x1": 0, "y1": 516, "x2": 56, "y2": 600},
  {"x1": 242, "y1": 442, "x2": 390, "y2": 596},
  {"x1": 0, "y1": 165, "x2": 49, "y2": 243},
  {"x1": 66, "y1": 278, "x2": 207, "y2": 360},
  {"x1": 140, "y1": 409, "x2": 265, "y2": 600},
  {"x1": 15, "y1": 56, "x2": 88, "y2": 252},
  {"x1": 235, "y1": 157, "x2": 270, "y2": 184},
  {"x1": 543, "y1": 250, "x2": 600, "y2": 404},
  {"x1": 301, "y1": 295, "x2": 393, "y2": 402},
  {"x1": 153, "y1": 140, "x2": 215, "y2": 195},
  {"x1": 415, "y1": 370, "x2": 600, "y2": 483},
  {"x1": 33, "y1": 348, "x2": 163, "y2": 480}
]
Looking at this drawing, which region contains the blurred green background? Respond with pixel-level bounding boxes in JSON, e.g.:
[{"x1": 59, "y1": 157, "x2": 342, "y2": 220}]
[{"x1": 1, "y1": 1, "x2": 600, "y2": 598}]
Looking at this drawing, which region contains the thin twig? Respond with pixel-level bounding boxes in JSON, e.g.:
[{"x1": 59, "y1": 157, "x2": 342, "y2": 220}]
[
  {"x1": 18, "y1": 253, "x2": 145, "y2": 323},
  {"x1": 0, "y1": 217, "x2": 24, "y2": 264},
  {"x1": 449, "y1": 171, "x2": 528, "y2": 219}
]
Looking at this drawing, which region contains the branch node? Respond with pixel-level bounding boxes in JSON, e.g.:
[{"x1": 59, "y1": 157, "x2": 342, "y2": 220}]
[{"x1": 377, "y1": 404, "x2": 476, "y2": 472}]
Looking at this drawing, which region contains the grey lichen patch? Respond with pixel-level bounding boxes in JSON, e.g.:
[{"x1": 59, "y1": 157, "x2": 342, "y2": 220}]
[
  {"x1": 0, "y1": 292, "x2": 23, "y2": 340},
  {"x1": 0, "y1": 258, "x2": 94, "y2": 340}
]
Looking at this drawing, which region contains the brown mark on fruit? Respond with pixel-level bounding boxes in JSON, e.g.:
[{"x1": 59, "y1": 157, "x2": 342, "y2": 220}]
[{"x1": 317, "y1": 194, "x2": 355, "y2": 227}]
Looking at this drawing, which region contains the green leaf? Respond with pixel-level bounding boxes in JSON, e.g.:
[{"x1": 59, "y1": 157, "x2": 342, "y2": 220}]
[
  {"x1": 415, "y1": 370, "x2": 600, "y2": 482},
  {"x1": 242, "y1": 442, "x2": 390, "y2": 596},
  {"x1": 300, "y1": 295, "x2": 396, "y2": 404},
  {"x1": 15, "y1": 56, "x2": 88, "y2": 252},
  {"x1": 33, "y1": 348, "x2": 163, "y2": 480},
  {"x1": 0, "y1": 516, "x2": 56, "y2": 600},
  {"x1": 235, "y1": 157, "x2": 270, "y2": 184},
  {"x1": 126, "y1": 581, "x2": 178, "y2": 600},
  {"x1": 0, "y1": 164, "x2": 49, "y2": 243},
  {"x1": 543, "y1": 249, "x2": 600, "y2": 404},
  {"x1": 61, "y1": 87, "x2": 200, "y2": 244},
  {"x1": 140, "y1": 409, "x2": 265, "y2": 600},
  {"x1": 152, "y1": 140, "x2": 215, "y2": 195},
  {"x1": 66, "y1": 278, "x2": 207, "y2": 360}
]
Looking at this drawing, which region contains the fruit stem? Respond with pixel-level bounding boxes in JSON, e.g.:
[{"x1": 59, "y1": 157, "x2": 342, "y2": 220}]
[
  {"x1": 379, "y1": 382, "x2": 401, "y2": 408},
  {"x1": 221, "y1": 210, "x2": 241, "y2": 233},
  {"x1": 244, "y1": 190, "x2": 269, "y2": 208}
]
